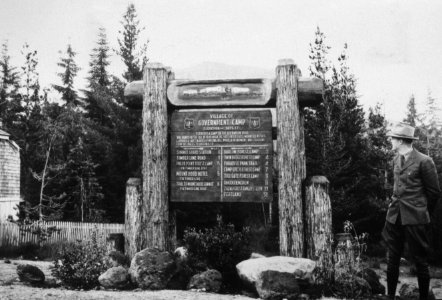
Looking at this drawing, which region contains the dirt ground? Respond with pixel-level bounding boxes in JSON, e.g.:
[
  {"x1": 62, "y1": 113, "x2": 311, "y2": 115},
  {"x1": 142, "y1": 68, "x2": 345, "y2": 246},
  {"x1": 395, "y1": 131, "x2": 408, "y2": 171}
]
[
  {"x1": 0, "y1": 259, "x2": 254, "y2": 300},
  {"x1": 1, "y1": 259, "x2": 442, "y2": 300}
]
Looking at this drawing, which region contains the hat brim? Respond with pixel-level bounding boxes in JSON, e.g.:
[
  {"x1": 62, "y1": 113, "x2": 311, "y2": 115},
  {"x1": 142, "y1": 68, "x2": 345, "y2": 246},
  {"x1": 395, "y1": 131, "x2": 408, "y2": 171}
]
[{"x1": 386, "y1": 133, "x2": 419, "y2": 140}]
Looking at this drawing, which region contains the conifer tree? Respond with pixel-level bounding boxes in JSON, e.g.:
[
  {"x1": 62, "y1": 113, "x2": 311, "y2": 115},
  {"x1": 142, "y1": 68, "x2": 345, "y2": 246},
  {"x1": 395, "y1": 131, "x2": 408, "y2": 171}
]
[
  {"x1": 304, "y1": 27, "x2": 378, "y2": 231},
  {"x1": 85, "y1": 28, "x2": 113, "y2": 125},
  {"x1": 0, "y1": 40, "x2": 20, "y2": 120},
  {"x1": 116, "y1": 3, "x2": 148, "y2": 82},
  {"x1": 404, "y1": 94, "x2": 418, "y2": 126},
  {"x1": 88, "y1": 27, "x2": 110, "y2": 89},
  {"x1": 53, "y1": 44, "x2": 80, "y2": 107}
]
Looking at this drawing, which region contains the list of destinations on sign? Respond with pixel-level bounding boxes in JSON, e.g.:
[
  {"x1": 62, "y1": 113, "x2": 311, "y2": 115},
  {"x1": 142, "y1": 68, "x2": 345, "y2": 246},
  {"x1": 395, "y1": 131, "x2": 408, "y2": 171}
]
[{"x1": 170, "y1": 110, "x2": 273, "y2": 202}]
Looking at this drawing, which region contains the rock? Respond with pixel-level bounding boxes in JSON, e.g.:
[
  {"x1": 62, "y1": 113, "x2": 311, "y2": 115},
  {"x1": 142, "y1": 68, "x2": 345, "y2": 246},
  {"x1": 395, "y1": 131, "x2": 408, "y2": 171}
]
[
  {"x1": 99, "y1": 266, "x2": 130, "y2": 289},
  {"x1": 399, "y1": 282, "x2": 435, "y2": 300},
  {"x1": 16, "y1": 264, "x2": 45, "y2": 285},
  {"x1": 357, "y1": 268, "x2": 385, "y2": 295},
  {"x1": 174, "y1": 247, "x2": 188, "y2": 261},
  {"x1": 250, "y1": 253, "x2": 266, "y2": 259},
  {"x1": 432, "y1": 287, "x2": 442, "y2": 300},
  {"x1": 129, "y1": 248, "x2": 177, "y2": 290},
  {"x1": 44, "y1": 278, "x2": 58, "y2": 288},
  {"x1": 399, "y1": 282, "x2": 419, "y2": 299},
  {"x1": 236, "y1": 256, "x2": 316, "y2": 287},
  {"x1": 255, "y1": 270, "x2": 301, "y2": 300},
  {"x1": 108, "y1": 251, "x2": 129, "y2": 267},
  {"x1": 187, "y1": 269, "x2": 222, "y2": 293},
  {"x1": 4, "y1": 259, "x2": 11, "y2": 263},
  {"x1": 166, "y1": 254, "x2": 193, "y2": 290}
]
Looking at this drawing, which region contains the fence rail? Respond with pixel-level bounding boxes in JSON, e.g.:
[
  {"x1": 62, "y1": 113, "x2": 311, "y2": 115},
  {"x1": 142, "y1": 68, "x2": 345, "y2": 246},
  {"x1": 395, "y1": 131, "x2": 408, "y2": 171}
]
[{"x1": 0, "y1": 221, "x2": 124, "y2": 247}]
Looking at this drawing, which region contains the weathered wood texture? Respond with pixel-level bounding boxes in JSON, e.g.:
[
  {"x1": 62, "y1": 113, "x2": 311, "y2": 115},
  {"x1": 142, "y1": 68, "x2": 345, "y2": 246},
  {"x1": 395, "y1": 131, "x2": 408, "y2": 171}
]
[
  {"x1": 305, "y1": 176, "x2": 333, "y2": 282},
  {"x1": 167, "y1": 69, "x2": 177, "y2": 251},
  {"x1": 124, "y1": 77, "x2": 323, "y2": 108},
  {"x1": 0, "y1": 131, "x2": 21, "y2": 222},
  {"x1": 124, "y1": 178, "x2": 144, "y2": 259},
  {"x1": 276, "y1": 60, "x2": 306, "y2": 257},
  {"x1": 142, "y1": 63, "x2": 169, "y2": 251}
]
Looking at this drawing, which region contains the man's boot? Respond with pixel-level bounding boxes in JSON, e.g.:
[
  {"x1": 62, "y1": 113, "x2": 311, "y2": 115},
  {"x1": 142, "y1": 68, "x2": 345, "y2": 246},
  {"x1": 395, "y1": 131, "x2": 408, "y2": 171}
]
[
  {"x1": 387, "y1": 252, "x2": 400, "y2": 299},
  {"x1": 417, "y1": 275, "x2": 430, "y2": 300}
]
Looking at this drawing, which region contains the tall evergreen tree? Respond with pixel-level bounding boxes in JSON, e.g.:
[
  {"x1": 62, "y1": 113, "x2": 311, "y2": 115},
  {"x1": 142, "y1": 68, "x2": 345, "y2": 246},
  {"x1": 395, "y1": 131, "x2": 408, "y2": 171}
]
[
  {"x1": 53, "y1": 44, "x2": 80, "y2": 107},
  {"x1": 0, "y1": 40, "x2": 20, "y2": 121},
  {"x1": 304, "y1": 27, "x2": 377, "y2": 232},
  {"x1": 12, "y1": 44, "x2": 46, "y2": 216},
  {"x1": 116, "y1": 3, "x2": 148, "y2": 82},
  {"x1": 404, "y1": 94, "x2": 417, "y2": 126},
  {"x1": 88, "y1": 27, "x2": 111, "y2": 89},
  {"x1": 84, "y1": 28, "x2": 113, "y2": 126}
]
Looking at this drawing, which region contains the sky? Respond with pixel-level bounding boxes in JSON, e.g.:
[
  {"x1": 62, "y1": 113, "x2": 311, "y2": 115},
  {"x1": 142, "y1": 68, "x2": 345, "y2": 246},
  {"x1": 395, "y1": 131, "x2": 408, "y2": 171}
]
[{"x1": 1, "y1": 0, "x2": 442, "y2": 122}]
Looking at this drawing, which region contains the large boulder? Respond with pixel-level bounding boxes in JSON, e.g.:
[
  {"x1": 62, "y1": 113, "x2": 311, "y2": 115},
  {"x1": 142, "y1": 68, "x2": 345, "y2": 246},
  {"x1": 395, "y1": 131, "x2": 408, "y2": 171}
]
[
  {"x1": 99, "y1": 266, "x2": 130, "y2": 289},
  {"x1": 255, "y1": 270, "x2": 301, "y2": 300},
  {"x1": 129, "y1": 248, "x2": 177, "y2": 290},
  {"x1": 237, "y1": 256, "x2": 316, "y2": 286},
  {"x1": 357, "y1": 268, "x2": 385, "y2": 295},
  {"x1": 187, "y1": 269, "x2": 222, "y2": 293},
  {"x1": 236, "y1": 256, "x2": 316, "y2": 299},
  {"x1": 16, "y1": 264, "x2": 45, "y2": 285}
]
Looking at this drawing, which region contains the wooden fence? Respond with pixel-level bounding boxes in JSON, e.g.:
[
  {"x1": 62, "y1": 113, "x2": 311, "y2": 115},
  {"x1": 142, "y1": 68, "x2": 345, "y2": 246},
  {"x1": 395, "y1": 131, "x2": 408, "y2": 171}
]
[{"x1": 0, "y1": 221, "x2": 124, "y2": 247}]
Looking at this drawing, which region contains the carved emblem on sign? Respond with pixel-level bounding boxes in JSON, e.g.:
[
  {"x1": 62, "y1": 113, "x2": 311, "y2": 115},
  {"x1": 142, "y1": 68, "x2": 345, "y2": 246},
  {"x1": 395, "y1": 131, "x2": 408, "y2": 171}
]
[
  {"x1": 249, "y1": 117, "x2": 261, "y2": 129},
  {"x1": 184, "y1": 118, "x2": 194, "y2": 130}
]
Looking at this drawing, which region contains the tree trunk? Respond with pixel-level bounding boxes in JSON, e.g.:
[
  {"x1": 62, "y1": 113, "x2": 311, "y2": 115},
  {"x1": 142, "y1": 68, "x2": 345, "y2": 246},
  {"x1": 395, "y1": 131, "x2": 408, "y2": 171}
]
[
  {"x1": 276, "y1": 59, "x2": 305, "y2": 257},
  {"x1": 142, "y1": 63, "x2": 169, "y2": 251},
  {"x1": 124, "y1": 178, "x2": 143, "y2": 259},
  {"x1": 305, "y1": 176, "x2": 333, "y2": 282}
]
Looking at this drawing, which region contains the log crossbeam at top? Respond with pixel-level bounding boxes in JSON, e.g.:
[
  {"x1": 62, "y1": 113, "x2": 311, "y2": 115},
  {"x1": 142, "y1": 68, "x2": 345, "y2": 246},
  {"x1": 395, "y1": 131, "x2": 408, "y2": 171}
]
[{"x1": 123, "y1": 77, "x2": 323, "y2": 109}]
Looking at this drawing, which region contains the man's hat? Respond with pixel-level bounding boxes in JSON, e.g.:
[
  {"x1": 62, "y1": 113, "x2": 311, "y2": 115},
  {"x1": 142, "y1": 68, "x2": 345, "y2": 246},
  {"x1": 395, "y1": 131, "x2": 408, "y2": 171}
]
[{"x1": 387, "y1": 122, "x2": 419, "y2": 140}]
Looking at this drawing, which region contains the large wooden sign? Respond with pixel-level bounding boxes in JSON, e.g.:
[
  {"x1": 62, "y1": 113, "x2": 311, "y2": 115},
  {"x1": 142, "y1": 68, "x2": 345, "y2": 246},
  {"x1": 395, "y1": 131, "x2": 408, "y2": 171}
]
[{"x1": 170, "y1": 110, "x2": 272, "y2": 202}]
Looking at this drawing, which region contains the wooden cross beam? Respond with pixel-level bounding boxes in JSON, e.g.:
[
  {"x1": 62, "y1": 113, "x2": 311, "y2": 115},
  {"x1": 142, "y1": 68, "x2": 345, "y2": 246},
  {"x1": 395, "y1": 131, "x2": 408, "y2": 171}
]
[{"x1": 123, "y1": 77, "x2": 323, "y2": 108}]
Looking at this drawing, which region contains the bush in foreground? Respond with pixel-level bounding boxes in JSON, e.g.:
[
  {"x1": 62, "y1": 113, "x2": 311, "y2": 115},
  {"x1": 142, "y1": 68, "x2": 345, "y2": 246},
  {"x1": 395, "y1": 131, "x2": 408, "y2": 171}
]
[
  {"x1": 183, "y1": 217, "x2": 252, "y2": 290},
  {"x1": 52, "y1": 230, "x2": 110, "y2": 289}
]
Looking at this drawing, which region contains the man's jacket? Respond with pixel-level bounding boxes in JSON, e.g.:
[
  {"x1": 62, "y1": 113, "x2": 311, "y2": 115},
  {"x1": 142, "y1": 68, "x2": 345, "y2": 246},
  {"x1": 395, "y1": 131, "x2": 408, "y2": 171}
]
[{"x1": 386, "y1": 149, "x2": 441, "y2": 225}]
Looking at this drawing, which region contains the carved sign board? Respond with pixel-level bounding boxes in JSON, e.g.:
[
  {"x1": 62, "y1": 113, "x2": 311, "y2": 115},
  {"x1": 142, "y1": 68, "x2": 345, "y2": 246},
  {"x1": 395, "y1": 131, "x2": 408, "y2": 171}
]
[
  {"x1": 170, "y1": 110, "x2": 272, "y2": 202},
  {"x1": 124, "y1": 77, "x2": 323, "y2": 108},
  {"x1": 167, "y1": 79, "x2": 272, "y2": 106}
]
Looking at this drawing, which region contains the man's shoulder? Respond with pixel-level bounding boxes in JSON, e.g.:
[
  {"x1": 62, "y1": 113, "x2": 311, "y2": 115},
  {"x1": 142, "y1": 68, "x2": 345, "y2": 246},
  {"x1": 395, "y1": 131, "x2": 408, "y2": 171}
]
[{"x1": 413, "y1": 149, "x2": 433, "y2": 163}]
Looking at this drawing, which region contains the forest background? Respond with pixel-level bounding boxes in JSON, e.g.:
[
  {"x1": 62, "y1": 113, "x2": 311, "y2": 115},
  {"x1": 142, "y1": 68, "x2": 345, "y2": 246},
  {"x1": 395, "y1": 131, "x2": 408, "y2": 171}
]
[{"x1": 1, "y1": 4, "x2": 441, "y2": 259}]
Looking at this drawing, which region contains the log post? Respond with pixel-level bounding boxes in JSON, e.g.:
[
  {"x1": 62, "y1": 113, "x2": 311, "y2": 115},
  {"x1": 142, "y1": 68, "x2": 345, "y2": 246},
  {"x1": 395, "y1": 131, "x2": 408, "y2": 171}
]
[
  {"x1": 305, "y1": 176, "x2": 333, "y2": 282},
  {"x1": 276, "y1": 59, "x2": 305, "y2": 257},
  {"x1": 166, "y1": 67, "x2": 177, "y2": 251},
  {"x1": 142, "y1": 63, "x2": 169, "y2": 251},
  {"x1": 124, "y1": 178, "x2": 143, "y2": 259}
]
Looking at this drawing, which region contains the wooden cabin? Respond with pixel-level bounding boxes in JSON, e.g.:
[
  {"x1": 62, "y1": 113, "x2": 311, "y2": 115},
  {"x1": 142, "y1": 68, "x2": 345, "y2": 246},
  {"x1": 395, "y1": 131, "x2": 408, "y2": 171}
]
[{"x1": 0, "y1": 121, "x2": 21, "y2": 222}]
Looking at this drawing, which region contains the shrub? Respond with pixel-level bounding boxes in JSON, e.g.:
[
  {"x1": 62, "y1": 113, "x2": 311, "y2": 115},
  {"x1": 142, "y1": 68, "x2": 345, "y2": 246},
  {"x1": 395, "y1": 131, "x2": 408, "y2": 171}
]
[
  {"x1": 183, "y1": 216, "x2": 252, "y2": 290},
  {"x1": 52, "y1": 229, "x2": 110, "y2": 290},
  {"x1": 331, "y1": 220, "x2": 370, "y2": 299}
]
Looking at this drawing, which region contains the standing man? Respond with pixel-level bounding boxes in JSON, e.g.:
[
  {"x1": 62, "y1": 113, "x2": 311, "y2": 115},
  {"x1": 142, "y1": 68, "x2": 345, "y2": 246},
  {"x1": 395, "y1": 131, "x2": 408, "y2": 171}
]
[{"x1": 383, "y1": 122, "x2": 440, "y2": 300}]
